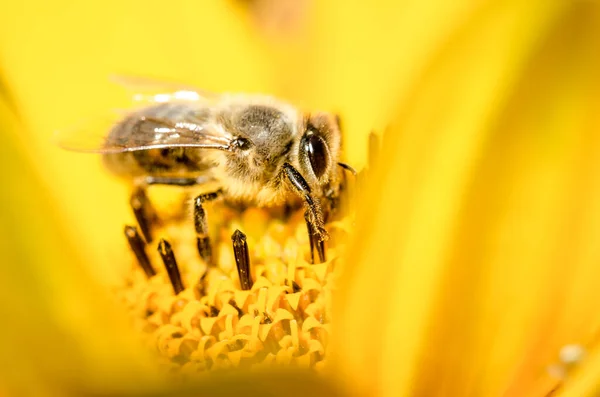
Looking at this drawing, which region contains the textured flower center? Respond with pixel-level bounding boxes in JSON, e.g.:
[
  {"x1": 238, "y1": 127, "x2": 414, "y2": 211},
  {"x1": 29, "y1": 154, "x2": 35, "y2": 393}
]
[{"x1": 115, "y1": 180, "x2": 356, "y2": 376}]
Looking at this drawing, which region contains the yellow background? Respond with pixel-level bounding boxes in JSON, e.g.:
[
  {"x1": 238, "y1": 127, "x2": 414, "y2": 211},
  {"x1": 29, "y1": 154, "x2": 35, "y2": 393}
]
[{"x1": 2, "y1": 1, "x2": 600, "y2": 396}]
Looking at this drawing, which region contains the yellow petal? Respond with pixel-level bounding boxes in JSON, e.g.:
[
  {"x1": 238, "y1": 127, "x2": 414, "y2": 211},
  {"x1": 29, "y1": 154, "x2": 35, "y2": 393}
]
[
  {"x1": 0, "y1": 92, "x2": 163, "y2": 394},
  {"x1": 6, "y1": 1, "x2": 600, "y2": 396},
  {"x1": 559, "y1": 344, "x2": 600, "y2": 396},
  {"x1": 333, "y1": 2, "x2": 600, "y2": 396}
]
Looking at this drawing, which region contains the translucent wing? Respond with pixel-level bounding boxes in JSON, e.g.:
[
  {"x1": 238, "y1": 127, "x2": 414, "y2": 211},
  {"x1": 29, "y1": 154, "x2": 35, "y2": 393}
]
[
  {"x1": 55, "y1": 102, "x2": 233, "y2": 154},
  {"x1": 110, "y1": 74, "x2": 219, "y2": 105}
]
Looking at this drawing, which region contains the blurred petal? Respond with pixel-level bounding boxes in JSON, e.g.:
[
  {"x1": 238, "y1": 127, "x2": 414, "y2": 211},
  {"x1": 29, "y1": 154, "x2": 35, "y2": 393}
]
[
  {"x1": 333, "y1": 2, "x2": 600, "y2": 396},
  {"x1": 0, "y1": 90, "x2": 160, "y2": 395},
  {"x1": 301, "y1": 2, "x2": 489, "y2": 167},
  {"x1": 81, "y1": 369, "x2": 343, "y2": 397},
  {"x1": 560, "y1": 345, "x2": 600, "y2": 396},
  {"x1": 4, "y1": 1, "x2": 600, "y2": 396}
]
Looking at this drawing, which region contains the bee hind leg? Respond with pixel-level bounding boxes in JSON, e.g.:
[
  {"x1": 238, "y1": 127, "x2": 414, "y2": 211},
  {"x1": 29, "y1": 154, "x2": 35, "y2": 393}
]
[
  {"x1": 130, "y1": 186, "x2": 158, "y2": 243},
  {"x1": 130, "y1": 175, "x2": 215, "y2": 243}
]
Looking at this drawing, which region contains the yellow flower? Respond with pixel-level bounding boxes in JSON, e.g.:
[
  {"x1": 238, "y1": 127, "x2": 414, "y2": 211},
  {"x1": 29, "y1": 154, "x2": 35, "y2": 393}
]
[
  {"x1": 332, "y1": 2, "x2": 600, "y2": 396},
  {"x1": 1, "y1": 1, "x2": 600, "y2": 396}
]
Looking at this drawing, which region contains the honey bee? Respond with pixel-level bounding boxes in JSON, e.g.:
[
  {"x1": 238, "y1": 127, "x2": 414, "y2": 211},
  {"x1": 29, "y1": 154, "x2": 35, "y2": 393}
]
[{"x1": 57, "y1": 76, "x2": 353, "y2": 241}]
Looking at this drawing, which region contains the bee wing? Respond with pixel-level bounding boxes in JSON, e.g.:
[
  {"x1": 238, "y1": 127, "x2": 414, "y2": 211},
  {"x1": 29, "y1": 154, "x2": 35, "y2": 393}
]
[
  {"x1": 110, "y1": 74, "x2": 219, "y2": 105},
  {"x1": 55, "y1": 106, "x2": 233, "y2": 154}
]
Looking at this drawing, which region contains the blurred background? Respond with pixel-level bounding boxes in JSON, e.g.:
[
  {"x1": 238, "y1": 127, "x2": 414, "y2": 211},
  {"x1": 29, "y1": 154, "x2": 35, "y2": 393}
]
[{"x1": 2, "y1": 1, "x2": 600, "y2": 396}]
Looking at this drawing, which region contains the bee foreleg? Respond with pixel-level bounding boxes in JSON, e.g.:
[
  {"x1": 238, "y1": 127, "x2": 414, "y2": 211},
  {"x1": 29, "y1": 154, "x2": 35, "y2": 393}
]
[
  {"x1": 304, "y1": 211, "x2": 326, "y2": 264},
  {"x1": 282, "y1": 163, "x2": 329, "y2": 242}
]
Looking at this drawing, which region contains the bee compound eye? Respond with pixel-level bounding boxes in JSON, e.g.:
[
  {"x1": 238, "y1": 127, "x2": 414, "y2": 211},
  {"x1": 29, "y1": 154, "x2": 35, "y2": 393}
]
[
  {"x1": 235, "y1": 137, "x2": 252, "y2": 151},
  {"x1": 304, "y1": 134, "x2": 329, "y2": 179}
]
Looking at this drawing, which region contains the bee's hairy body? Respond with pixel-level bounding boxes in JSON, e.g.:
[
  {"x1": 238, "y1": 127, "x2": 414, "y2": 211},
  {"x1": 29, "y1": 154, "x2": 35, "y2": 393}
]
[
  {"x1": 102, "y1": 96, "x2": 341, "y2": 208},
  {"x1": 102, "y1": 102, "x2": 216, "y2": 180}
]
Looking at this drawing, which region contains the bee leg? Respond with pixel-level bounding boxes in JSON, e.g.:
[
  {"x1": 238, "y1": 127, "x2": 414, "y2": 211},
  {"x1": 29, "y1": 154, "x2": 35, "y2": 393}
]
[
  {"x1": 193, "y1": 191, "x2": 221, "y2": 266},
  {"x1": 304, "y1": 210, "x2": 316, "y2": 264},
  {"x1": 131, "y1": 176, "x2": 214, "y2": 242},
  {"x1": 282, "y1": 163, "x2": 329, "y2": 241},
  {"x1": 304, "y1": 211, "x2": 326, "y2": 264},
  {"x1": 193, "y1": 190, "x2": 223, "y2": 292},
  {"x1": 144, "y1": 175, "x2": 212, "y2": 186},
  {"x1": 194, "y1": 197, "x2": 213, "y2": 265},
  {"x1": 130, "y1": 186, "x2": 157, "y2": 243},
  {"x1": 198, "y1": 191, "x2": 222, "y2": 202}
]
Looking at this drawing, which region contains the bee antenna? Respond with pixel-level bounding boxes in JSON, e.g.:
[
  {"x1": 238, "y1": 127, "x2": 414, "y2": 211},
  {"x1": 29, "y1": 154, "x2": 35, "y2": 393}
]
[{"x1": 337, "y1": 162, "x2": 357, "y2": 176}]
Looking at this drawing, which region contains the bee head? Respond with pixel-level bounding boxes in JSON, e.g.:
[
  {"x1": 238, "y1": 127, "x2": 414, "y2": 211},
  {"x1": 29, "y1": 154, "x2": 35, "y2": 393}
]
[
  {"x1": 220, "y1": 104, "x2": 297, "y2": 181},
  {"x1": 298, "y1": 113, "x2": 341, "y2": 186}
]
